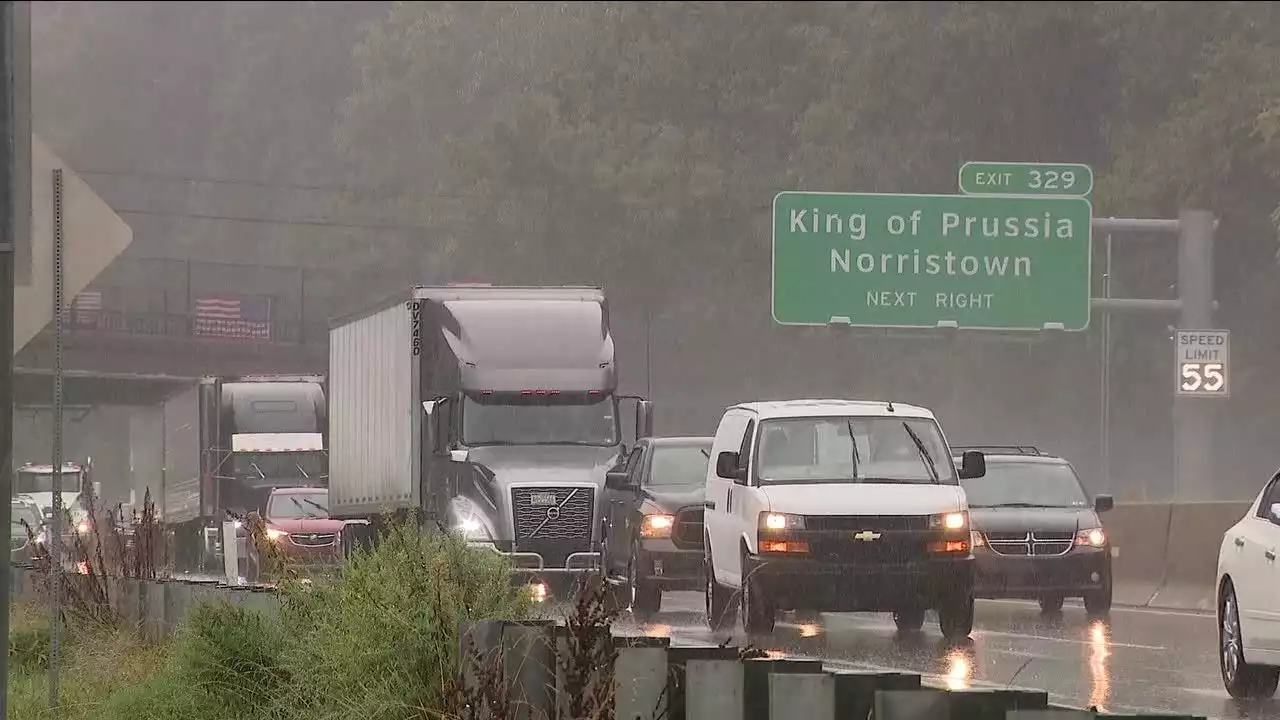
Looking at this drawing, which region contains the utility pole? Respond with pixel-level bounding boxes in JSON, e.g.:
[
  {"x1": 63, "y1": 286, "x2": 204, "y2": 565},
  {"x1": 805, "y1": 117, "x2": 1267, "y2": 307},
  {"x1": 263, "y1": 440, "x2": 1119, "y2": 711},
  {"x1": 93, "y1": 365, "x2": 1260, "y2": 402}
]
[{"x1": 0, "y1": 3, "x2": 17, "y2": 717}]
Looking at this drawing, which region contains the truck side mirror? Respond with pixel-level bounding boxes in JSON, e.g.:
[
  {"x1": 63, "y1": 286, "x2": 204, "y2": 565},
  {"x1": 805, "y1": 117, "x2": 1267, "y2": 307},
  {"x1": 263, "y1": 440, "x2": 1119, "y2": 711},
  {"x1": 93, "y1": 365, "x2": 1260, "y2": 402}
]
[
  {"x1": 421, "y1": 400, "x2": 441, "y2": 454},
  {"x1": 635, "y1": 400, "x2": 654, "y2": 440},
  {"x1": 605, "y1": 470, "x2": 633, "y2": 491},
  {"x1": 957, "y1": 450, "x2": 986, "y2": 480}
]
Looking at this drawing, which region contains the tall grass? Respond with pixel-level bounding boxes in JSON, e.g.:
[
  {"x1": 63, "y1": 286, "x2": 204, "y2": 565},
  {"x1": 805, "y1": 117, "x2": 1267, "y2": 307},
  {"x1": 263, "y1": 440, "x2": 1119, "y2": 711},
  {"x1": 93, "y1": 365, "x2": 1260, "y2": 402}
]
[{"x1": 9, "y1": 514, "x2": 536, "y2": 720}]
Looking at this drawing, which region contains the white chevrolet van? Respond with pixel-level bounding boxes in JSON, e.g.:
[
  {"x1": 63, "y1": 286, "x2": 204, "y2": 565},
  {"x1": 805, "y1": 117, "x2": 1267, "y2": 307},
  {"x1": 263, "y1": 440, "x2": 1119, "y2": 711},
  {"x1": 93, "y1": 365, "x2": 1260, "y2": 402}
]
[{"x1": 702, "y1": 399, "x2": 986, "y2": 639}]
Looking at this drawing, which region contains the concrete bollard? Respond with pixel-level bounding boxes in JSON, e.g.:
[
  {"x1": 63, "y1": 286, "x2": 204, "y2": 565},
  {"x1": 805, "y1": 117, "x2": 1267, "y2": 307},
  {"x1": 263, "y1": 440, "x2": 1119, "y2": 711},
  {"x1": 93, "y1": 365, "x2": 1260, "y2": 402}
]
[
  {"x1": 686, "y1": 660, "x2": 744, "y2": 720},
  {"x1": 1007, "y1": 710, "x2": 1097, "y2": 720},
  {"x1": 164, "y1": 582, "x2": 192, "y2": 636},
  {"x1": 948, "y1": 688, "x2": 1048, "y2": 720},
  {"x1": 744, "y1": 658, "x2": 824, "y2": 720},
  {"x1": 142, "y1": 580, "x2": 165, "y2": 643},
  {"x1": 832, "y1": 671, "x2": 922, "y2": 720},
  {"x1": 664, "y1": 647, "x2": 744, "y2": 720},
  {"x1": 461, "y1": 619, "x2": 558, "y2": 720},
  {"x1": 614, "y1": 645, "x2": 669, "y2": 720},
  {"x1": 875, "y1": 687, "x2": 950, "y2": 720},
  {"x1": 768, "y1": 670, "x2": 834, "y2": 720},
  {"x1": 222, "y1": 521, "x2": 239, "y2": 584}
]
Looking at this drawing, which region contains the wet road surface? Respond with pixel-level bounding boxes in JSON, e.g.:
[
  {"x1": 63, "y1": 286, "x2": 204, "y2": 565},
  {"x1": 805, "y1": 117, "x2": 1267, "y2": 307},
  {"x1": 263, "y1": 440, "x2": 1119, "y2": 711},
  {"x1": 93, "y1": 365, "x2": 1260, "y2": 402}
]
[{"x1": 599, "y1": 592, "x2": 1280, "y2": 720}]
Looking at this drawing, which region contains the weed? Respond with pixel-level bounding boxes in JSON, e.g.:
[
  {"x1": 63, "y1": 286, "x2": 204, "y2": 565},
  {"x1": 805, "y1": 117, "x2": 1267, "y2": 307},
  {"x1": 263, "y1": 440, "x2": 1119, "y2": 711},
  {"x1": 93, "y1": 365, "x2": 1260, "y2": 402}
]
[{"x1": 560, "y1": 573, "x2": 622, "y2": 720}]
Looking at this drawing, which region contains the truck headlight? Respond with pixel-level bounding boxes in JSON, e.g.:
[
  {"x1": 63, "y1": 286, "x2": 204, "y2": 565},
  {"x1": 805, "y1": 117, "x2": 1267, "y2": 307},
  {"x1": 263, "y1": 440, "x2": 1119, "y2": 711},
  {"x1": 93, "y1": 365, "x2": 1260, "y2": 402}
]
[
  {"x1": 640, "y1": 514, "x2": 674, "y2": 538},
  {"x1": 759, "y1": 512, "x2": 805, "y2": 531},
  {"x1": 931, "y1": 511, "x2": 968, "y2": 532},
  {"x1": 455, "y1": 516, "x2": 493, "y2": 541},
  {"x1": 1075, "y1": 527, "x2": 1106, "y2": 547}
]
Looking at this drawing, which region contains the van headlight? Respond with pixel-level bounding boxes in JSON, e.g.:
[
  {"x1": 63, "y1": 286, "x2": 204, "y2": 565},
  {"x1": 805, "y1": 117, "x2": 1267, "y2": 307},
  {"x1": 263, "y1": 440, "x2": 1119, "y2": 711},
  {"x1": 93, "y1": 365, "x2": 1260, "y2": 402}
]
[
  {"x1": 930, "y1": 511, "x2": 968, "y2": 532},
  {"x1": 1075, "y1": 527, "x2": 1106, "y2": 547},
  {"x1": 759, "y1": 512, "x2": 805, "y2": 532}
]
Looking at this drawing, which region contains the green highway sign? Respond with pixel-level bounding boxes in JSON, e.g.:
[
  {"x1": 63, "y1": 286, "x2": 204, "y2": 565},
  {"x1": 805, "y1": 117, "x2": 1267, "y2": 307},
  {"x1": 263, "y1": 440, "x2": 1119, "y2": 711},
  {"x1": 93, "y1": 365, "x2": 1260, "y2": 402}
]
[
  {"x1": 771, "y1": 192, "x2": 1093, "y2": 331},
  {"x1": 958, "y1": 162, "x2": 1093, "y2": 197}
]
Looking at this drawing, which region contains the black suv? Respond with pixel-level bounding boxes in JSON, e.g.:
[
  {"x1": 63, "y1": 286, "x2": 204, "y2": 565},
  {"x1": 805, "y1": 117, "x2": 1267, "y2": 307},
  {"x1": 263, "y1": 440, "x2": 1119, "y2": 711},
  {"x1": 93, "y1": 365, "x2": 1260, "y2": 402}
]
[
  {"x1": 601, "y1": 436, "x2": 712, "y2": 621},
  {"x1": 952, "y1": 446, "x2": 1114, "y2": 616}
]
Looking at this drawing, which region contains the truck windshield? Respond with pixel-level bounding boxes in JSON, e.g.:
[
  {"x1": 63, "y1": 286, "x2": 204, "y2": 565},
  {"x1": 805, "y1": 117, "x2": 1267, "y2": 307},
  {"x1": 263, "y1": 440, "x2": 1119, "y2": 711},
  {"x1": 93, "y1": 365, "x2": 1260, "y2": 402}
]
[
  {"x1": 231, "y1": 452, "x2": 327, "y2": 481},
  {"x1": 461, "y1": 391, "x2": 619, "y2": 447},
  {"x1": 15, "y1": 471, "x2": 82, "y2": 494},
  {"x1": 755, "y1": 416, "x2": 956, "y2": 485}
]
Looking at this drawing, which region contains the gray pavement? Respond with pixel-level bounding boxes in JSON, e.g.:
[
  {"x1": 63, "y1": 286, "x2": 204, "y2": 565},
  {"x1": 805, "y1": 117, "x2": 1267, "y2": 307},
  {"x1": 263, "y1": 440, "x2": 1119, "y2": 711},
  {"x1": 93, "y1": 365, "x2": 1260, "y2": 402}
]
[{"x1": 601, "y1": 592, "x2": 1280, "y2": 720}]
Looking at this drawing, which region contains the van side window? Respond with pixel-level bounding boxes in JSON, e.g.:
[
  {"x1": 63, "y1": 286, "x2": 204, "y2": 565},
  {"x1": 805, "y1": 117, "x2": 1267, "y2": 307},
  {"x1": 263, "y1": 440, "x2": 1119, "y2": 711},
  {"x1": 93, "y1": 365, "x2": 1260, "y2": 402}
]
[{"x1": 738, "y1": 420, "x2": 755, "y2": 479}]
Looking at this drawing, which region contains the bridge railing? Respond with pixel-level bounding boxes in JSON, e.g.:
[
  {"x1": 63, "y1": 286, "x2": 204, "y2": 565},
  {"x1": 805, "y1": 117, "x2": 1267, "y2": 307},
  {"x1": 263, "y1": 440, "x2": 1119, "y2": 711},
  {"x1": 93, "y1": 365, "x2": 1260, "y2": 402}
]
[{"x1": 57, "y1": 307, "x2": 328, "y2": 346}]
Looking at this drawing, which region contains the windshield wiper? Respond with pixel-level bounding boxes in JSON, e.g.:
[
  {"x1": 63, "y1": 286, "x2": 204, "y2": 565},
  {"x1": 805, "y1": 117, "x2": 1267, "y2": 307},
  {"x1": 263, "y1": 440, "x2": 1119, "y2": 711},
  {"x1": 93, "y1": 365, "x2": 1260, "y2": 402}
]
[
  {"x1": 845, "y1": 420, "x2": 861, "y2": 480},
  {"x1": 700, "y1": 448, "x2": 710, "y2": 459},
  {"x1": 249, "y1": 462, "x2": 266, "y2": 480},
  {"x1": 290, "y1": 497, "x2": 317, "y2": 518},
  {"x1": 901, "y1": 422, "x2": 939, "y2": 484},
  {"x1": 296, "y1": 464, "x2": 310, "y2": 480},
  {"x1": 301, "y1": 498, "x2": 329, "y2": 514}
]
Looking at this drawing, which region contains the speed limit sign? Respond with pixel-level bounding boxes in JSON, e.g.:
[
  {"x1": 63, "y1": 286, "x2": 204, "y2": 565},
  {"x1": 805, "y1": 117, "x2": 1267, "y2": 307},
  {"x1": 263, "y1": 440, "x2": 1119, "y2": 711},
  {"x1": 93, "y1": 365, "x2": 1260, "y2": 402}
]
[{"x1": 1174, "y1": 329, "x2": 1230, "y2": 397}]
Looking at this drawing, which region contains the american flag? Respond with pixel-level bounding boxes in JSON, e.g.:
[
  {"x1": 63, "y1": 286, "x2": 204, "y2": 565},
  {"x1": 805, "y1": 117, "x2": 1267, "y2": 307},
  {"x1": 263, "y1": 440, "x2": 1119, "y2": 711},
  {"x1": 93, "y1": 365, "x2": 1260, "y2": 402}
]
[
  {"x1": 69, "y1": 290, "x2": 102, "y2": 328},
  {"x1": 193, "y1": 295, "x2": 272, "y2": 340}
]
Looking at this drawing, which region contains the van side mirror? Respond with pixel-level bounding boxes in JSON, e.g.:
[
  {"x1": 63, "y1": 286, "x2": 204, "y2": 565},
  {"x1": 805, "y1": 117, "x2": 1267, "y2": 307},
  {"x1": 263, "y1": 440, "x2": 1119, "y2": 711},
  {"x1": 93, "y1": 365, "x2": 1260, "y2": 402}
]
[
  {"x1": 636, "y1": 400, "x2": 654, "y2": 440},
  {"x1": 957, "y1": 450, "x2": 986, "y2": 480},
  {"x1": 605, "y1": 470, "x2": 633, "y2": 491},
  {"x1": 716, "y1": 451, "x2": 746, "y2": 483},
  {"x1": 1094, "y1": 494, "x2": 1114, "y2": 514}
]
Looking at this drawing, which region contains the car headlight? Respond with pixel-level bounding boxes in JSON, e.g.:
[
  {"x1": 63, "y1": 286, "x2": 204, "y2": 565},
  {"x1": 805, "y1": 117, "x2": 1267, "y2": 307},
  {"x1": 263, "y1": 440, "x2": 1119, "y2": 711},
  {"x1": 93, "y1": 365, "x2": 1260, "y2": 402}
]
[
  {"x1": 759, "y1": 512, "x2": 805, "y2": 531},
  {"x1": 1075, "y1": 527, "x2": 1106, "y2": 547},
  {"x1": 265, "y1": 528, "x2": 288, "y2": 542},
  {"x1": 930, "y1": 511, "x2": 968, "y2": 532},
  {"x1": 76, "y1": 521, "x2": 91, "y2": 535},
  {"x1": 35, "y1": 530, "x2": 47, "y2": 545},
  {"x1": 640, "y1": 514, "x2": 675, "y2": 538}
]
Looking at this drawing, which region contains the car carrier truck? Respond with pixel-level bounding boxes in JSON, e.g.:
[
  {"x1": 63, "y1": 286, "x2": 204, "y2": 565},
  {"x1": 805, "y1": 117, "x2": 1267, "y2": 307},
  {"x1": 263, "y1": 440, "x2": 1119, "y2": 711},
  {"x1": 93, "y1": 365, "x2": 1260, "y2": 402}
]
[
  {"x1": 162, "y1": 375, "x2": 328, "y2": 573},
  {"x1": 328, "y1": 285, "x2": 653, "y2": 598}
]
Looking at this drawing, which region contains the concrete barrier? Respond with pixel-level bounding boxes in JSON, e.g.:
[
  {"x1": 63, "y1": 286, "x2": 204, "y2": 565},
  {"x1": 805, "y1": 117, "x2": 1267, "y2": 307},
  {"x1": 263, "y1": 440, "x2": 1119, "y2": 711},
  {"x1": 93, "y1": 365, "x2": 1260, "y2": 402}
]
[
  {"x1": 1146, "y1": 501, "x2": 1249, "y2": 612},
  {"x1": 1103, "y1": 503, "x2": 1172, "y2": 607}
]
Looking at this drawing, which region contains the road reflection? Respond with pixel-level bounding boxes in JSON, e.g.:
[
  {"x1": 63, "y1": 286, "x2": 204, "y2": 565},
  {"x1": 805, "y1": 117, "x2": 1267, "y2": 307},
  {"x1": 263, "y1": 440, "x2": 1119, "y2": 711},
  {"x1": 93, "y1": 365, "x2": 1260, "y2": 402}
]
[
  {"x1": 944, "y1": 645, "x2": 974, "y2": 690},
  {"x1": 1088, "y1": 618, "x2": 1110, "y2": 711}
]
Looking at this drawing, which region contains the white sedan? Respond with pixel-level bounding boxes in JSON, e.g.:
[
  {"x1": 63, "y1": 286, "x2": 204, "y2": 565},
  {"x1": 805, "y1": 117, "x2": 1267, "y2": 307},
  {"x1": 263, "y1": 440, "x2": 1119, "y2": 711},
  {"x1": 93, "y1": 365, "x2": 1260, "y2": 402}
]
[{"x1": 1217, "y1": 473, "x2": 1280, "y2": 698}]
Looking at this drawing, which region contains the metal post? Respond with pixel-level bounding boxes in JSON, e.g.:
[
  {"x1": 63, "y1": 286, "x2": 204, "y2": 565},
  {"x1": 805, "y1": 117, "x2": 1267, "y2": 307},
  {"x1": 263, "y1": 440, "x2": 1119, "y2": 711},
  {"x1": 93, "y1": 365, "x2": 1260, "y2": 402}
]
[
  {"x1": 1100, "y1": 229, "x2": 1113, "y2": 495},
  {"x1": 1173, "y1": 210, "x2": 1216, "y2": 501},
  {"x1": 0, "y1": 3, "x2": 15, "y2": 715},
  {"x1": 49, "y1": 167, "x2": 64, "y2": 710}
]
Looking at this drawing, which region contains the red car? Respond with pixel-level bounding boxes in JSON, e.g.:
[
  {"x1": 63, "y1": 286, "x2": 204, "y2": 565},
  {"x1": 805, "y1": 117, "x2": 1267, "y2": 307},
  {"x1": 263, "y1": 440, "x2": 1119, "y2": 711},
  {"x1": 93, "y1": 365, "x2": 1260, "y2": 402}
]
[{"x1": 261, "y1": 487, "x2": 343, "y2": 565}]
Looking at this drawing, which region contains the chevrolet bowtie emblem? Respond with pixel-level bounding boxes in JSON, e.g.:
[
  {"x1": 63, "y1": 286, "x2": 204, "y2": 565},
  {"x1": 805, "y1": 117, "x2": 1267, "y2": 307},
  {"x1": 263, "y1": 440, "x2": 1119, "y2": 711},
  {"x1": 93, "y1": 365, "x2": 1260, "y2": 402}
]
[{"x1": 852, "y1": 531, "x2": 882, "y2": 541}]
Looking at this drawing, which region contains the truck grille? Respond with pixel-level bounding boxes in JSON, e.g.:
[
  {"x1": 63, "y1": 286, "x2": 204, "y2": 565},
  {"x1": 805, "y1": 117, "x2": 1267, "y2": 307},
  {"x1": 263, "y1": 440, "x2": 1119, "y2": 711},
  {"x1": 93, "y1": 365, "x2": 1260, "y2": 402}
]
[
  {"x1": 289, "y1": 533, "x2": 337, "y2": 548},
  {"x1": 802, "y1": 515, "x2": 933, "y2": 565},
  {"x1": 672, "y1": 506, "x2": 704, "y2": 549},
  {"x1": 984, "y1": 531, "x2": 1073, "y2": 557},
  {"x1": 511, "y1": 486, "x2": 594, "y2": 540}
]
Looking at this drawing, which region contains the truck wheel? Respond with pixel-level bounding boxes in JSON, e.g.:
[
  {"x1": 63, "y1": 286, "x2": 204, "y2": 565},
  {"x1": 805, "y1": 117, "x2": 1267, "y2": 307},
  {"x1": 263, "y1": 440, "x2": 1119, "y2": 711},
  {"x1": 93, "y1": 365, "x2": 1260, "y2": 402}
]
[
  {"x1": 893, "y1": 608, "x2": 926, "y2": 632},
  {"x1": 937, "y1": 593, "x2": 975, "y2": 641},
  {"x1": 1039, "y1": 594, "x2": 1065, "y2": 613},
  {"x1": 704, "y1": 546, "x2": 737, "y2": 632},
  {"x1": 741, "y1": 556, "x2": 776, "y2": 635},
  {"x1": 629, "y1": 543, "x2": 661, "y2": 622}
]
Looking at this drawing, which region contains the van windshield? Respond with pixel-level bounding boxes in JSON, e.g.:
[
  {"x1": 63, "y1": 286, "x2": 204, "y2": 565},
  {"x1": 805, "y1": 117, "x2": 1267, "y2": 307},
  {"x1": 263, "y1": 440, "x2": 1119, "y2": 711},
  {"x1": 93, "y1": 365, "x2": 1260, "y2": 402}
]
[{"x1": 755, "y1": 416, "x2": 956, "y2": 485}]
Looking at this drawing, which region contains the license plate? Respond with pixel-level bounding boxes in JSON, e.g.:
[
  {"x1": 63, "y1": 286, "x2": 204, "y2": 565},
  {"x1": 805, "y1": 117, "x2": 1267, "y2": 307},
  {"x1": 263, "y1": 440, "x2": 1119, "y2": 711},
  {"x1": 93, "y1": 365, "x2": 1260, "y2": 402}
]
[{"x1": 529, "y1": 492, "x2": 558, "y2": 507}]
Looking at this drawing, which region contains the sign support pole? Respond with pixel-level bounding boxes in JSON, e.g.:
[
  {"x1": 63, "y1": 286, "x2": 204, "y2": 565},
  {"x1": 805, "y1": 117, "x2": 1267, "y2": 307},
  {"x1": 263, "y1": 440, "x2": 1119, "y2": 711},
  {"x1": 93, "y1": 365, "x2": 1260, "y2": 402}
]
[{"x1": 1173, "y1": 210, "x2": 1216, "y2": 501}]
